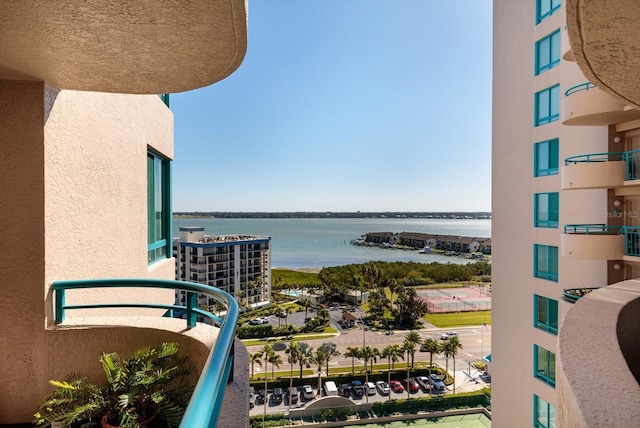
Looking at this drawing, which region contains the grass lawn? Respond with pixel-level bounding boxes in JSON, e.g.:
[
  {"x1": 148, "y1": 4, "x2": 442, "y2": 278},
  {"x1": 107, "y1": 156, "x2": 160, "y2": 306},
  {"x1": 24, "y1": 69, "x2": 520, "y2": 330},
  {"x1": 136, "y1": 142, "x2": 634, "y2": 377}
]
[
  {"x1": 272, "y1": 268, "x2": 322, "y2": 286},
  {"x1": 424, "y1": 311, "x2": 491, "y2": 328}
]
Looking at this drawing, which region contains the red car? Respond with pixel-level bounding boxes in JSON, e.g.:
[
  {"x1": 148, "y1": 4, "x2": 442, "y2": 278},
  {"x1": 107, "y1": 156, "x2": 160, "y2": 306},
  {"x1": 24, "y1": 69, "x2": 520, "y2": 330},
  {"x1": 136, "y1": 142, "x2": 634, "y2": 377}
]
[
  {"x1": 403, "y1": 378, "x2": 420, "y2": 393},
  {"x1": 389, "y1": 380, "x2": 405, "y2": 393}
]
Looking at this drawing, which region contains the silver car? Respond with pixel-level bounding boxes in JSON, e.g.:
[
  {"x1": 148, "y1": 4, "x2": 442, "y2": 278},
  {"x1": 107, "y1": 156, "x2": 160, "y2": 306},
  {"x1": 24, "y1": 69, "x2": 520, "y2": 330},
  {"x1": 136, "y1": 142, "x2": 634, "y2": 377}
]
[
  {"x1": 375, "y1": 380, "x2": 390, "y2": 395},
  {"x1": 429, "y1": 374, "x2": 446, "y2": 390}
]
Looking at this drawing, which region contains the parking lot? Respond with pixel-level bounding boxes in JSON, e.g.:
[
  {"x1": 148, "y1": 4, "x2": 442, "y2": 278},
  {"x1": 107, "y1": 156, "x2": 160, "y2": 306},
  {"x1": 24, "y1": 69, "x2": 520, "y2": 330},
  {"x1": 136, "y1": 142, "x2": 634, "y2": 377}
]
[{"x1": 249, "y1": 378, "x2": 447, "y2": 416}]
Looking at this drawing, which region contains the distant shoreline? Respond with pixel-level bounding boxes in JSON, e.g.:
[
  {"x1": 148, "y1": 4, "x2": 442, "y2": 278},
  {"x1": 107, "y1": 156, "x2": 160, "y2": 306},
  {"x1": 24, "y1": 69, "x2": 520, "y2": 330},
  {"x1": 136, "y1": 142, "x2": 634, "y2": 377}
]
[
  {"x1": 273, "y1": 267, "x2": 322, "y2": 273},
  {"x1": 174, "y1": 211, "x2": 491, "y2": 220}
]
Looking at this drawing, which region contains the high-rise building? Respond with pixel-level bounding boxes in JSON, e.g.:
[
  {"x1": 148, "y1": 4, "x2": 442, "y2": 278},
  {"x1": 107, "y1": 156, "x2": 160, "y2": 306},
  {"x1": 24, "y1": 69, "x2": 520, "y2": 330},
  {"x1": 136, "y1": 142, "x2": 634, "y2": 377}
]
[
  {"x1": 174, "y1": 227, "x2": 272, "y2": 311},
  {"x1": 493, "y1": 1, "x2": 640, "y2": 426},
  {"x1": 0, "y1": 2, "x2": 249, "y2": 426}
]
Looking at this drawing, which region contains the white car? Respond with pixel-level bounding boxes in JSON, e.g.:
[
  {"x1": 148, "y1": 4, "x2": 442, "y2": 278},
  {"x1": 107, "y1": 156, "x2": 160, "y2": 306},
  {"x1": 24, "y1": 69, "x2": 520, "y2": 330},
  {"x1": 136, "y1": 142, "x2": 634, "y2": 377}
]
[
  {"x1": 375, "y1": 380, "x2": 390, "y2": 395},
  {"x1": 365, "y1": 381, "x2": 377, "y2": 396},
  {"x1": 440, "y1": 331, "x2": 458, "y2": 340},
  {"x1": 302, "y1": 384, "x2": 315, "y2": 400}
]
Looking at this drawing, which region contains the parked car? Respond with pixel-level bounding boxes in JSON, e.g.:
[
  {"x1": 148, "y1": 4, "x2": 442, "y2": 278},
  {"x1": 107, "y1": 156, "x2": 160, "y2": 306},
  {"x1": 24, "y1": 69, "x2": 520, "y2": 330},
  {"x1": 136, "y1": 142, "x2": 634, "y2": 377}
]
[
  {"x1": 429, "y1": 374, "x2": 446, "y2": 390},
  {"x1": 249, "y1": 317, "x2": 269, "y2": 325},
  {"x1": 256, "y1": 389, "x2": 267, "y2": 404},
  {"x1": 365, "y1": 382, "x2": 377, "y2": 396},
  {"x1": 389, "y1": 380, "x2": 404, "y2": 393},
  {"x1": 324, "y1": 381, "x2": 339, "y2": 397},
  {"x1": 415, "y1": 375, "x2": 430, "y2": 391},
  {"x1": 249, "y1": 387, "x2": 255, "y2": 408},
  {"x1": 272, "y1": 387, "x2": 284, "y2": 404},
  {"x1": 440, "y1": 331, "x2": 458, "y2": 340},
  {"x1": 302, "y1": 384, "x2": 315, "y2": 400},
  {"x1": 338, "y1": 383, "x2": 352, "y2": 397},
  {"x1": 288, "y1": 386, "x2": 299, "y2": 404},
  {"x1": 403, "y1": 378, "x2": 420, "y2": 393},
  {"x1": 275, "y1": 311, "x2": 287, "y2": 318},
  {"x1": 375, "y1": 380, "x2": 390, "y2": 395},
  {"x1": 351, "y1": 380, "x2": 365, "y2": 397}
]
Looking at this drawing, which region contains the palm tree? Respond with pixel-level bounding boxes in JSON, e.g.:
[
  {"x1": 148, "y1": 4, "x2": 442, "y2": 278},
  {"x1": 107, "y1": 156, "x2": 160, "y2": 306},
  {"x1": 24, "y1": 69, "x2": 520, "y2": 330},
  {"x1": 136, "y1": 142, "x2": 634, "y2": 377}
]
[
  {"x1": 344, "y1": 347, "x2": 361, "y2": 374},
  {"x1": 300, "y1": 297, "x2": 313, "y2": 320},
  {"x1": 261, "y1": 344, "x2": 274, "y2": 381},
  {"x1": 249, "y1": 351, "x2": 263, "y2": 379},
  {"x1": 448, "y1": 336, "x2": 464, "y2": 393},
  {"x1": 285, "y1": 341, "x2": 300, "y2": 411},
  {"x1": 442, "y1": 340, "x2": 453, "y2": 391},
  {"x1": 359, "y1": 345, "x2": 379, "y2": 403},
  {"x1": 404, "y1": 330, "x2": 422, "y2": 369},
  {"x1": 421, "y1": 338, "x2": 442, "y2": 378},
  {"x1": 296, "y1": 342, "x2": 312, "y2": 380},
  {"x1": 283, "y1": 307, "x2": 292, "y2": 327},
  {"x1": 311, "y1": 348, "x2": 328, "y2": 396},
  {"x1": 401, "y1": 339, "x2": 415, "y2": 399},
  {"x1": 318, "y1": 342, "x2": 340, "y2": 376},
  {"x1": 269, "y1": 352, "x2": 283, "y2": 379},
  {"x1": 316, "y1": 307, "x2": 329, "y2": 322},
  {"x1": 381, "y1": 345, "x2": 403, "y2": 402}
]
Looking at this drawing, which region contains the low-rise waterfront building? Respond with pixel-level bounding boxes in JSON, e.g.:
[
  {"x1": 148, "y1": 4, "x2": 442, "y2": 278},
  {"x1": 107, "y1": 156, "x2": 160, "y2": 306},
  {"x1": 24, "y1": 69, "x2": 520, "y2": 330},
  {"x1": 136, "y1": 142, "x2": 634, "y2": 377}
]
[{"x1": 174, "y1": 227, "x2": 272, "y2": 311}]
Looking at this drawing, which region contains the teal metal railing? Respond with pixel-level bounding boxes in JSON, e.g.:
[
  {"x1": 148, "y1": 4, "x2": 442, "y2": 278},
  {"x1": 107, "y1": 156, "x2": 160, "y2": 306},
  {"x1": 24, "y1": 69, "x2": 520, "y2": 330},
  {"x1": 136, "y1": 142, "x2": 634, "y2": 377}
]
[
  {"x1": 565, "y1": 82, "x2": 597, "y2": 97},
  {"x1": 622, "y1": 149, "x2": 640, "y2": 180},
  {"x1": 622, "y1": 226, "x2": 640, "y2": 257},
  {"x1": 52, "y1": 278, "x2": 238, "y2": 428},
  {"x1": 563, "y1": 287, "x2": 600, "y2": 303},
  {"x1": 564, "y1": 152, "x2": 623, "y2": 165},
  {"x1": 563, "y1": 224, "x2": 620, "y2": 234},
  {"x1": 158, "y1": 94, "x2": 171, "y2": 108}
]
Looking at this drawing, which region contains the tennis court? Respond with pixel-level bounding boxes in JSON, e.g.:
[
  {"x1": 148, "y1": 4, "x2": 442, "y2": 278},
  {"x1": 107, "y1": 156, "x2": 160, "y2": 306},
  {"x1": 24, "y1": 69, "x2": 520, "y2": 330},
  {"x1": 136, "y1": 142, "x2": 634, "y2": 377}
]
[{"x1": 418, "y1": 287, "x2": 491, "y2": 313}]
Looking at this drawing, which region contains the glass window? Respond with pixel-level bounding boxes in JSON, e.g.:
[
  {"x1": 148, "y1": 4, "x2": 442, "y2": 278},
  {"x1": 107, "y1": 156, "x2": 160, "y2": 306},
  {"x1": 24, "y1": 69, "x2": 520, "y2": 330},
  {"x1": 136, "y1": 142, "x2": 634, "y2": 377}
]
[
  {"x1": 148, "y1": 150, "x2": 171, "y2": 264},
  {"x1": 534, "y1": 295, "x2": 558, "y2": 334},
  {"x1": 535, "y1": 85, "x2": 560, "y2": 126},
  {"x1": 534, "y1": 193, "x2": 559, "y2": 228},
  {"x1": 534, "y1": 245, "x2": 558, "y2": 282},
  {"x1": 534, "y1": 139, "x2": 559, "y2": 176},
  {"x1": 534, "y1": 395, "x2": 557, "y2": 428},
  {"x1": 536, "y1": 30, "x2": 561, "y2": 75},
  {"x1": 534, "y1": 345, "x2": 556, "y2": 387},
  {"x1": 536, "y1": 0, "x2": 561, "y2": 24}
]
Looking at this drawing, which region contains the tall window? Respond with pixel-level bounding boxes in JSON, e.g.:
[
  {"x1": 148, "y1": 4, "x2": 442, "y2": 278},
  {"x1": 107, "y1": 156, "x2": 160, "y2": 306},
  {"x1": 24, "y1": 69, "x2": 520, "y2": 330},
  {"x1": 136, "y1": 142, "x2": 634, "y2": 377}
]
[
  {"x1": 534, "y1": 345, "x2": 556, "y2": 387},
  {"x1": 535, "y1": 85, "x2": 560, "y2": 126},
  {"x1": 536, "y1": 30, "x2": 561, "y2": 75},
  {"x1": 148, "y1": 150, "x2": 171, "y2": 264},
  {"x1": 534, "y1": 193, "x2": 559, "y2": 228},
  {"x1": 534, "y1": 295, "x2": 558, "y2": 334},
  {"x1": 534, "y1": 139, "x2": 559, "y2": 177},
  {"x1": 534, "y1": 245, "x2": 558, "y2": 282},
  {"x1": 536, "y1": 0, "x2": 561, "y2": 24},
  {"x1": 534, "y1": 395, "x2": 557, "y2": 428}
]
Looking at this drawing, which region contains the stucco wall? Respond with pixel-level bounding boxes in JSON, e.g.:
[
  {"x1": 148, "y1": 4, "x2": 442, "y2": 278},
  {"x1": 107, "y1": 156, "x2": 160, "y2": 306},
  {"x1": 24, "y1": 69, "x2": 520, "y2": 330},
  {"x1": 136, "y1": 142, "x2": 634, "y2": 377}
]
[{"x1": 0, "y1": 80, "x2": 47, "y2": 423}]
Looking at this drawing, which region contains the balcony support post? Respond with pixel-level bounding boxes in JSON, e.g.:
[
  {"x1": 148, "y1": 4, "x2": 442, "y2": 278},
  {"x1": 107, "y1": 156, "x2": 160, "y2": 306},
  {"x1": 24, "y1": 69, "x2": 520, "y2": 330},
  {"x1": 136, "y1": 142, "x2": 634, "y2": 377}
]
[
  {"x1": 186, "y1": 291, "x2": 197, "y2": 329},
  {"x1": 55, "y1": 288, "x2": 66, "y2": 323}
]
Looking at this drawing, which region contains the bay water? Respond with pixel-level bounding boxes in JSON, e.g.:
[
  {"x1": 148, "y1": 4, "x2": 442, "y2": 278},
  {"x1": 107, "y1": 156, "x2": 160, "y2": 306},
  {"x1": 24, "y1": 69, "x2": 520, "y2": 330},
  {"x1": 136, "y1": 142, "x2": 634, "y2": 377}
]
[{"x1": 173, "y1": 218, "x2": 491, "y2": 269}]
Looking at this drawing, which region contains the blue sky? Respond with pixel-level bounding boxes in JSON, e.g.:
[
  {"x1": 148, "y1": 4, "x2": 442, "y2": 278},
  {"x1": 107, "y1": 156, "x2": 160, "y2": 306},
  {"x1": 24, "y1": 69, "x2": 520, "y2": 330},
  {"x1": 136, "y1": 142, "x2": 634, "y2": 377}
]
[{"x1": 172, "y1": 0, "x2": 493, "y2": 212}]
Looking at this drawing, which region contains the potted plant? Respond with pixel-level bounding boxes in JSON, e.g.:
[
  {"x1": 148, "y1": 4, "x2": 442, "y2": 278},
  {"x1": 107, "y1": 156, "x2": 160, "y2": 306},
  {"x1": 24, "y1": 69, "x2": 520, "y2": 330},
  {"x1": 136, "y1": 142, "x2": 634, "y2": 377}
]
[{"x1": 34, "y1": 342, "x2": 192, "y2": 428}]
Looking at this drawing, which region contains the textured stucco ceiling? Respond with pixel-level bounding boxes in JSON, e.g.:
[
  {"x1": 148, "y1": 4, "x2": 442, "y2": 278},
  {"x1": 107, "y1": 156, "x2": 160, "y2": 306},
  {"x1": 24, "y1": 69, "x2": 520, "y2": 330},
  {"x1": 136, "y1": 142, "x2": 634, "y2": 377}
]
[
  {"x1": 0, "y1": 0, "x2": 247, "y2": 94},
  {"x1": 566, "y1": 0, "x2": 640, "y2": 110}
]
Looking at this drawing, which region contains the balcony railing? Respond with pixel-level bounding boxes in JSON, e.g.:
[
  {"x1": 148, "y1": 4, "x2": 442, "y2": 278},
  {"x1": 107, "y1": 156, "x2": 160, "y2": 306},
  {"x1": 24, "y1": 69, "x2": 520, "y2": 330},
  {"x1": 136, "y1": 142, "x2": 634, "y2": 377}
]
[
  {"x1": 565, "y1": 152, "x2": 623, "y2": 164},
  {"x1": 52, "y1": 278, "x2": 238, "y2": 428},
  {"x1": 563, "y1": 287, "x2": 600, "y2": 303},
  {"x1": 565, "y1": 82, "x2": 597, "y2": 97},
  {"x1": 622, "y1": 149, "x2": 640, "y2": 180},
  {"x1": 564, "y1": 224, "x2": 620, "y2": 235}
]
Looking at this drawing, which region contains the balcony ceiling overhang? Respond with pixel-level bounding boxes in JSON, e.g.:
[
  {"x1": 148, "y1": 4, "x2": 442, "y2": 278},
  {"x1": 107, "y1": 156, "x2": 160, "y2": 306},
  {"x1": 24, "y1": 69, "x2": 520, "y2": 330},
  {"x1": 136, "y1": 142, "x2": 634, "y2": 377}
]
[
  {"x1": 566, "y1": 0, "x2": 640, "y2": 110},
  {"x1": 0, "y1": 0, "x2": 247, "y2": 93}
]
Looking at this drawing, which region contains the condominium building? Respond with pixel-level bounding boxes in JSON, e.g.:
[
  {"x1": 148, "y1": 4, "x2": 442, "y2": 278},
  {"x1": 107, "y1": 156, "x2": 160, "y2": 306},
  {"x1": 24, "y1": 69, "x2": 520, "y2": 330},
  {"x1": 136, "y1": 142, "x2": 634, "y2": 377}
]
[
  {"x1": 0, "y1": 2, "x2": 249, "y2": 426},
  {"x1": 174, "y1": 227, "x2": 272, "y2": 311},
  {"x1": 493, "y1": 0, "x2": 640, "y2": 426}
]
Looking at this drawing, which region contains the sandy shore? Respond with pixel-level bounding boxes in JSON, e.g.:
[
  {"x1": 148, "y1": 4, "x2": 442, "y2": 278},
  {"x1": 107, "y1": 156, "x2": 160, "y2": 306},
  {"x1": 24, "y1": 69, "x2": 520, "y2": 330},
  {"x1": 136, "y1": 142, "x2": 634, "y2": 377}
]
[{"x1": 273, "y1": 266, "x2": 322, "y2": 273}]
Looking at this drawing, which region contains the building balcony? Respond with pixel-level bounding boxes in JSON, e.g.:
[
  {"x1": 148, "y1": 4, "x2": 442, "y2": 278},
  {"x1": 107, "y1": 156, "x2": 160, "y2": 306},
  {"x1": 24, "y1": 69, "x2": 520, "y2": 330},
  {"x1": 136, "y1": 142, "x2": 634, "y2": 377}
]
[
  {"x1": 558, "y1": 279, "x2": 640, "y2": 427},
  {"x1": 562, "y1": 83, "x2": 640, "y2": 126},
  {"x1": 563, "y1": 287, "x2": 600, "y2": 303},
  {"x1": 562, "y1": 224, "x2": 624, "y2": 260},
  {"x1": 26, "y1": 278, "x2": 248, "y2": 427},
  {"x1": 561, "y1": 152, "x2": 626, "y2": 189},
  {"x1": 0, "y1": 0, "x2": 247, "y2": 94}
]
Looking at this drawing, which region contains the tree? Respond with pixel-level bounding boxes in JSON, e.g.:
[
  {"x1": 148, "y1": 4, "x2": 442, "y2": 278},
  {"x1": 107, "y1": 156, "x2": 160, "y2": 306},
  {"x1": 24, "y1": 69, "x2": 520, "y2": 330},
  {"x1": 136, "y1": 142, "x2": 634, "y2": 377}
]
[
  {"x1": 394, "y1": 287, "x2": 429, "y2": 328},
  {"x1": 296, "y1": 342, "x2": 312, "y2": 380},
  {"x1": 284, "y1": 307, "x2": 292, "y2": 327},
  {"x1": 316, "y1": 307, "x2": 330, "y2": 322},
  {"x1": 318, "y1": 342, "x2": 340, "y2": 376},
  {"x1": 421, "y1": 338, "x2": 442, "y2": 378},
  {"x1": 447, "y1": 336, "x2": 464, "y2": 393},
  {"x1": 269, "y1": 351, "x2": 283, "y2": 379},
  {"x1": 311, "y1": 347, "x2": 328, "y2": 396},
  {"x1": 359, "y1": 345, "x2": 379, "y2": 403},
  {"x1": 344, "y1": 347, "x2": 361, "y2": 374},
  {"x1": 441, "y1": 340, "x2": 454, "y2": 391},
  {"x1": 401, "y1": 338, "x2": 417, "y2": 400},
  {"x1": 285, "y1": 342, "x2": 300, "y2": 411},
  {"x1": 300, "y1": 297, "x2": 313, "y2": 320},
  {"x1": 261, "y1": 344, "x2": 274, "y2": 381},
  {"x1": 404, "y1": 330, "x2": 422, "y2": 369},
  {"x1": 249, "y1": 351, "x2": 263, "y2": 379},
  {"x1": 381, "y1": 345, "x2": 403, "y2": 402}
]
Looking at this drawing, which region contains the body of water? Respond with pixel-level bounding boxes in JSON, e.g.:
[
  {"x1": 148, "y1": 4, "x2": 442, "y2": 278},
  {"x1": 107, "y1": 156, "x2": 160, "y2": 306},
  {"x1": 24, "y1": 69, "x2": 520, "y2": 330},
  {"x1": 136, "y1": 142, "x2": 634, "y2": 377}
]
[{"x1": 173, "y1": 217, "x2": 491, "y2": 269}]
